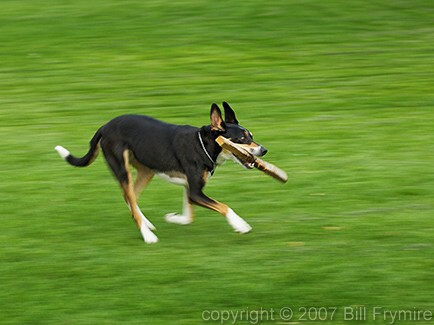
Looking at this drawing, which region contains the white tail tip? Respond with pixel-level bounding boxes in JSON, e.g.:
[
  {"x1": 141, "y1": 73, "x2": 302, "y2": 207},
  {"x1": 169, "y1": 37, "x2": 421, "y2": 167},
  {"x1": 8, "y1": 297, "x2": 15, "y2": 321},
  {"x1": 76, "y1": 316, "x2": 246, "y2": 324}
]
[{"x1": 55, "y1": 145, "x2": 70, "y2": 159}]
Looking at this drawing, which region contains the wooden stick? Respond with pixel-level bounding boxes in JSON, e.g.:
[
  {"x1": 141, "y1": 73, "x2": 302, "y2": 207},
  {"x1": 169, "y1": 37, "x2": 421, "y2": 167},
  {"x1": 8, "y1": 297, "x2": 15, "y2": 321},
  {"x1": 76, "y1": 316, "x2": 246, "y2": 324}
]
[{"x1": 216, "y1": 136, "x2": 288, "y2": 183}]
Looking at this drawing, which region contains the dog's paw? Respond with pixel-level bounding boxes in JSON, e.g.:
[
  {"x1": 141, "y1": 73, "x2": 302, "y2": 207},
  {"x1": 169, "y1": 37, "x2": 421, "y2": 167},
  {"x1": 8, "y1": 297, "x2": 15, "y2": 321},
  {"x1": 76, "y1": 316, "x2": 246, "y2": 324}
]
[
  {"x1": 226, "y1": 209, "x2": 252, "y2": 234},
  {"x1": 165, "y1": 213, "x2": 193, "y2": 225},
  {"x1": 140, "y1": 224, "x2": 159, "y2": 244}
]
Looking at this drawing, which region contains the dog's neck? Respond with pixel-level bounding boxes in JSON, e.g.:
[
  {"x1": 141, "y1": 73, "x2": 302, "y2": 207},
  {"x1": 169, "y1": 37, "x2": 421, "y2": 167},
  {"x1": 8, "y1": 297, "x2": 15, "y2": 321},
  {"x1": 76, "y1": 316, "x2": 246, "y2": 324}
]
[
  {"x1": 198, "y1": 131, "x2": 215, "y2": 166},
  {"x1": 198, "y1": 127, "x2": 224, "y2": 173}
]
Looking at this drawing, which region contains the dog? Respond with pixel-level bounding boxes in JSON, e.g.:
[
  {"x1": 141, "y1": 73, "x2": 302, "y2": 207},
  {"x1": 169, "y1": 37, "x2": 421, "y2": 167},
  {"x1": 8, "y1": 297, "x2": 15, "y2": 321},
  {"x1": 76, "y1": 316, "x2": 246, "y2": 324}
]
[{"x1": 55, "y1": 102, "x2": 267, "y2": 243}]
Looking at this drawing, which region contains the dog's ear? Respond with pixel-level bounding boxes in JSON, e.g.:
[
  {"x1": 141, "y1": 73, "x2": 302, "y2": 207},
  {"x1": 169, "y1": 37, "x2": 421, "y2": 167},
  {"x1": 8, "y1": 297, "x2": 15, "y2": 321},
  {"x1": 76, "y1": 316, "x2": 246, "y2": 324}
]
[
  {"x1": 222, "y1": 101, "x2": 239, "y2": 125},
  {"x1": 210, "y1": 103, "x2": 226, "y2": 131}
]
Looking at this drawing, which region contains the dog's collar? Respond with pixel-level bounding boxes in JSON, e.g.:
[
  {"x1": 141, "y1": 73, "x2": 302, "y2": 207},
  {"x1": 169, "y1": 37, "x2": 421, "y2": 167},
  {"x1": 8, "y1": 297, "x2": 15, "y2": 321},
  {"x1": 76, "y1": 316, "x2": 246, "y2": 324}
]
[{"x1": 198, "y1": 131, "x2": 216, "y2": 174}]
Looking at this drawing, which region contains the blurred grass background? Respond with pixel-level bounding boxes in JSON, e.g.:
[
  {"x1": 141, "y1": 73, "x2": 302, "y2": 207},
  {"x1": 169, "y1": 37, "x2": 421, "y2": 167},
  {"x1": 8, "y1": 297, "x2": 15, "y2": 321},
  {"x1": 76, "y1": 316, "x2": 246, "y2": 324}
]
[{"x1": 1, "y1": 0, "x2": 433, "y2": 324}]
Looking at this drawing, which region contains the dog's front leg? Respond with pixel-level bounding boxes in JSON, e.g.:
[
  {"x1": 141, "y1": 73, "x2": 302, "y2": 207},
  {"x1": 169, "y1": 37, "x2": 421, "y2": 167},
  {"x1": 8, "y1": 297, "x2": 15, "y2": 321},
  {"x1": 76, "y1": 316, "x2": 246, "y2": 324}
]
[
  {"x1": 165, "y1": 187, "x2": 194, "y2": 225},
  {"x1": 188, "y1": 189, "x2": 252, "y2": 234}
]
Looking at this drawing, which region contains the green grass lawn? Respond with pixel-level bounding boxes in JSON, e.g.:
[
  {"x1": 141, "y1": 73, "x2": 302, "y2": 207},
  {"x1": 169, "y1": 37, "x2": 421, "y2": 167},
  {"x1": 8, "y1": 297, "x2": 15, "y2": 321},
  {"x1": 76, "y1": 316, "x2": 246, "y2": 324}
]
[{"x1": 1, "y1": 0, "x2": 434, "y2": 324}]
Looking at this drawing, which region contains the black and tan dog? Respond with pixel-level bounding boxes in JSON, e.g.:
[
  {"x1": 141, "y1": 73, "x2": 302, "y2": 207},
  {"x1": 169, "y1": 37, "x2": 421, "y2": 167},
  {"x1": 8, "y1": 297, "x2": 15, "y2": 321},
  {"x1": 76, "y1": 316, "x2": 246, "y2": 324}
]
[{"x1": 55, "y1": 102, "x2": 267, "y2": 243}]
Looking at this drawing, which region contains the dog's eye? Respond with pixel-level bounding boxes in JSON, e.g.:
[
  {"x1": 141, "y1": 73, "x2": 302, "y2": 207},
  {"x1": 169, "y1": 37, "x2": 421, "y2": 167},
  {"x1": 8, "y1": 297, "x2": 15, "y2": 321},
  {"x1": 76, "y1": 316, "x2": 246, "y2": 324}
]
[
  {"x1": 239, "y1": 136, "x2": 251, "y2": 144},
  {"x1": 242, "y1": 130, "x2": 252, "y2": 140}
]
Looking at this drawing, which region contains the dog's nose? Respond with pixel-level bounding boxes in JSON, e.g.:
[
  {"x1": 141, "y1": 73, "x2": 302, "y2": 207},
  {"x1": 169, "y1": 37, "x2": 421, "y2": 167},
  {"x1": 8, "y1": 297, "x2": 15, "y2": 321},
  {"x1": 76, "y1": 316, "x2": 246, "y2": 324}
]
[{"x1": 260, "y1": 146, "x2": 268, "y2": 156}]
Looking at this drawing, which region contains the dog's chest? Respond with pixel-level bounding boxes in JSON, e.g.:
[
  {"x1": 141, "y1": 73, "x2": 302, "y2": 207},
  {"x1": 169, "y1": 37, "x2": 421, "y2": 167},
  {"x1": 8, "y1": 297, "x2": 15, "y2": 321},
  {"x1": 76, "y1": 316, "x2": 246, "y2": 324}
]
[
  {"x1": 156, "y1": 171, "x2": 188, "y2": 186},
  {"x1": 156, "y1": 170, "x2": 212, "y2": 186}
]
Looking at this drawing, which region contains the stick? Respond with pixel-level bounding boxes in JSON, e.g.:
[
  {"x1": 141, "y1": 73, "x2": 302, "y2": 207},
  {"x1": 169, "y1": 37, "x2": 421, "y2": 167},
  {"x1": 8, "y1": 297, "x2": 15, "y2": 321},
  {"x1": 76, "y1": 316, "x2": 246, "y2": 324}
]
[{"x1": 216, "y1": 136, "x2": 288, "y2": 183}]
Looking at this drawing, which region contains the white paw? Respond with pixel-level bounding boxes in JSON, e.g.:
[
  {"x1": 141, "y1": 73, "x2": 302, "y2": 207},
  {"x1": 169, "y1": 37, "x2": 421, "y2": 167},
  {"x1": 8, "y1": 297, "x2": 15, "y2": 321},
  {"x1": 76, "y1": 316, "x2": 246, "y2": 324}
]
[
  {"x1": 165, "y1": 213, "x2": 193, "y2": 225},
  {"x1": 226, "y1": 208, "x2": 252, "y2": 234},
  {"x1": 140, "y1": 224, "x2": 159, "y2": 244}
]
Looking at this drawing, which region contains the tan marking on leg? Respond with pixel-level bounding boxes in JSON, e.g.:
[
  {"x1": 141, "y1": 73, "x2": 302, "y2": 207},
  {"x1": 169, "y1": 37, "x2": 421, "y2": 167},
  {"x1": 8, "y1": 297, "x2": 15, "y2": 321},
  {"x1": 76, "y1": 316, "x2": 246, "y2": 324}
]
[
  {"x1": 202, "y1": 170, "x2": 212, "y2": 184},
  {"x1": 206, "y1": 200, "x2": 229, "y2": 216},
  {"x1": 122, "y1": 150, "x2": 142, "y2": 229},
  {"x1": 190, "y1": 194, "x2": 229, "y2": 216},
  {"x1": 131, "y1": 161, "x2": 154, "y2": 199},
  {"x1": 189, "y1": 190, "x2": 252, "y2": 233}
]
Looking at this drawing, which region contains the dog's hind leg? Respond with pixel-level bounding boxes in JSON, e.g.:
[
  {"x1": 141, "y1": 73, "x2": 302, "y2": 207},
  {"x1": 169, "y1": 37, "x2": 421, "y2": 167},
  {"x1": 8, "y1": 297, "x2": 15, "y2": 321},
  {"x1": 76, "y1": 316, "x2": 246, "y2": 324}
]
[
  {"x1": 165, "y1": 187, "x2": 194, "y2": 225},
  {"x1": 132, "y1": 162, "x2": 154, "y2": 198},
  {"x1": 131, "y1": 162, "x2": 156, "y2": 231},
  {"x1": 121, "y1": 150, "x2": 158, "y2": 243},
  {"x1": 102, "y1": 144, "x2": 158, "y2": 243}
]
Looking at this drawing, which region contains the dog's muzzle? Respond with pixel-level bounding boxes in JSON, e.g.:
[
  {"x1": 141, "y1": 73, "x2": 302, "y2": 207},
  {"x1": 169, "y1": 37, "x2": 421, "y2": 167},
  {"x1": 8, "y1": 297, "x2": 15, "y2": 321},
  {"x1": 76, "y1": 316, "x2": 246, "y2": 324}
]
[
  {"x1": 240, "y1": 144, "x2": 267, "y2": 169},
  {"x1": 258, "y1": 146, "x2": 268, "y2": 157},
  {"x1": 250, "y1": 144, "x2": 267, "y2": 157}
]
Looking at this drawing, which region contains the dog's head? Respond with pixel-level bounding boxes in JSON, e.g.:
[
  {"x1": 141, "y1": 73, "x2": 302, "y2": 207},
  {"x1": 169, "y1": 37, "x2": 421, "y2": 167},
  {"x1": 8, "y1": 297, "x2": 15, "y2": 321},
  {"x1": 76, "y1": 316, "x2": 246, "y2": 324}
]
[{"x1": 210, "y1": 102, "x2": 267, "y2": 169}]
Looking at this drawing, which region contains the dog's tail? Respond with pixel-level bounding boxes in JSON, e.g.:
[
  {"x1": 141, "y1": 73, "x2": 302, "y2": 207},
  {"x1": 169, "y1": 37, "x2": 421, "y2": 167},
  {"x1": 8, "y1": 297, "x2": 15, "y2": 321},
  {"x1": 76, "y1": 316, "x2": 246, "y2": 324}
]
[{"x1": 55, "y1": 127, "x2": 103, "y2": 167}]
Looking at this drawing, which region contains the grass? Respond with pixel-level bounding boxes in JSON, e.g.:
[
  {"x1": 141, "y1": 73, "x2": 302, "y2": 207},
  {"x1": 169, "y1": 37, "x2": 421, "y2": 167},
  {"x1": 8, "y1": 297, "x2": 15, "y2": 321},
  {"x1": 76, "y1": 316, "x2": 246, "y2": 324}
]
[{"x1": 1, "y1": 0, "x2": 434, "y2": 324}]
